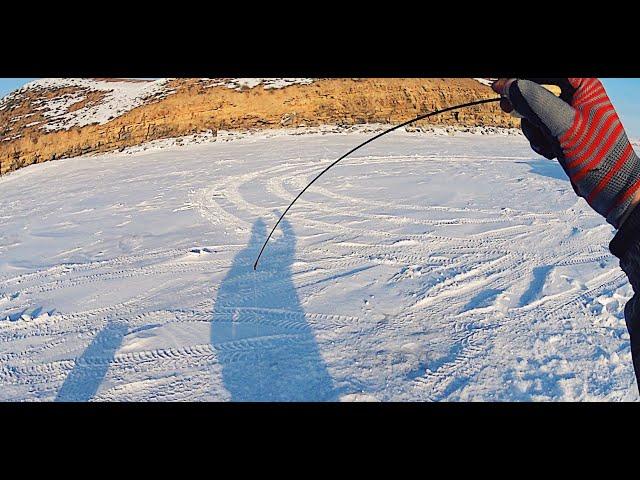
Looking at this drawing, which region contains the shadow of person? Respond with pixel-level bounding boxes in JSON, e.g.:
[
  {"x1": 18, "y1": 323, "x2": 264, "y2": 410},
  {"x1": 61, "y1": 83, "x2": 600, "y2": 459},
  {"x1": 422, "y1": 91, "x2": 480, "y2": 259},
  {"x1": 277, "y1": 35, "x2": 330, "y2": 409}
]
[
  {"x1": 211, "y1": 218, "x2": 335, "y2": 401},
  {"x1": 55, "y1": 321, "x2": 128, "y2": 402},
  {"x1": 515, "y1": 159, "x2": 569, "y2": 182}
]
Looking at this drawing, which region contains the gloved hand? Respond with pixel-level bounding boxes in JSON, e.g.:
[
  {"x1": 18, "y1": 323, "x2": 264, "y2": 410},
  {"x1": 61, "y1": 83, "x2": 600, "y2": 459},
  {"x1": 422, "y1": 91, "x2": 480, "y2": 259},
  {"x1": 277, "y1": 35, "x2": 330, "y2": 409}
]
[{"x1": 492, "y1": 78, "x2": 640, "y2": 229}]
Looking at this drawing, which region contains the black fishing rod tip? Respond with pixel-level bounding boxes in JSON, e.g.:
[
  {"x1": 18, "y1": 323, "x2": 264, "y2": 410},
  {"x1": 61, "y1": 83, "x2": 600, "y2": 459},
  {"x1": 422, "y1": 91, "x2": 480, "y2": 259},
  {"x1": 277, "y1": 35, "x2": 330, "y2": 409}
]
[{"x1": 247, "y1": 97, "x2": 501, "y2": 273}]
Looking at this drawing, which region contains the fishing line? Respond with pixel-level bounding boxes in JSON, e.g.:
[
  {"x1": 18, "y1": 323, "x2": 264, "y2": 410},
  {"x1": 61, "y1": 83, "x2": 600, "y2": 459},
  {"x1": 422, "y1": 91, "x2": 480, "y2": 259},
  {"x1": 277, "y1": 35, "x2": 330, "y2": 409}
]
[{"x1": 253, "y1": 97, "x2": 502, "y2": 270}]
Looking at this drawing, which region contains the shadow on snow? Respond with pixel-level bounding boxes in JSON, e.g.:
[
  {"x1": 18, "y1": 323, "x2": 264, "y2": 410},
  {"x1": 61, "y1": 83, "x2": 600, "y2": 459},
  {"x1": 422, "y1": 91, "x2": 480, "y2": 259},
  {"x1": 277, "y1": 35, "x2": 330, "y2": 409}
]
[
  {"x1": 55, "y1": 322, "x2": 128, "y2": 402},
  {"x1": 516, "y1": 159, "x2": 568, "y2": 182},
  {"x1": 210, "y1": 218, "x2": 335, "y2": 401},
  {"x1": 55, "y1": 217, "x2": 334, "y2": 402}
]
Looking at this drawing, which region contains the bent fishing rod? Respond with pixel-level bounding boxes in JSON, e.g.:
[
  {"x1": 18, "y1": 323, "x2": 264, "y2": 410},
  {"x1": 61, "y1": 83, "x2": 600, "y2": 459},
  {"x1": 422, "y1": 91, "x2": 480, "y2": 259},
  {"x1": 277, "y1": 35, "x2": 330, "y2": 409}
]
[{"x1": 253, "y1": 96, "x2": 502, "y2": 270}]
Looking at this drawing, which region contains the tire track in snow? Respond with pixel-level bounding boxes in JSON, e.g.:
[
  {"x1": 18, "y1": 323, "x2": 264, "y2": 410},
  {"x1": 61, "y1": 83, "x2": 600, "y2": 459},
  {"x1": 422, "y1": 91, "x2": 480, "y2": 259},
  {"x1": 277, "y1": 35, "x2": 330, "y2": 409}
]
[
  {"x1": 189, "y1": 155, "x2": 610, "y2": 401},
  {"x1": 2, "y1": 134, "x2": 631, "y2": 401}
]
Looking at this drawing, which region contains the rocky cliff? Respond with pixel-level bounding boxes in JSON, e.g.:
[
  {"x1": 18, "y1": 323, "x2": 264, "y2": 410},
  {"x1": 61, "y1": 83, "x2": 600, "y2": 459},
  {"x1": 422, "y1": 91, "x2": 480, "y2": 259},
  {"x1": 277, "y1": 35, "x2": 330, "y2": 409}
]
[{"x1": 0, "y1": 78, "x2": 517, "y2": 175}]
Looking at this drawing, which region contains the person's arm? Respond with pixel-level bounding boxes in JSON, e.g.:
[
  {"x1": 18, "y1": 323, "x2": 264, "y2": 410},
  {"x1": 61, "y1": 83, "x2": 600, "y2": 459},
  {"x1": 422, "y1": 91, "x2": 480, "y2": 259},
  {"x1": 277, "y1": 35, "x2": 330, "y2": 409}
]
[{"x1": 493, "y1": 78, "x2": 640, "y2": 389}]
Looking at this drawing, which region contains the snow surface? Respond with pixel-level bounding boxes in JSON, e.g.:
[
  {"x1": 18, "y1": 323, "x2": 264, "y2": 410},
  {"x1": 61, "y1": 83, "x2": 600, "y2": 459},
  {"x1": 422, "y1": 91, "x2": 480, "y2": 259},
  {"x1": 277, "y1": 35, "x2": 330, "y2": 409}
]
[
  {"x1": 0, "y1": 78, "x2": 174, "y2": 131},
  {"x1": 0, "y1": 131, "x2": 638, "y2": 401},
  {"x1": 110, "y1": 124, "x2": 523, "y2": 158}
]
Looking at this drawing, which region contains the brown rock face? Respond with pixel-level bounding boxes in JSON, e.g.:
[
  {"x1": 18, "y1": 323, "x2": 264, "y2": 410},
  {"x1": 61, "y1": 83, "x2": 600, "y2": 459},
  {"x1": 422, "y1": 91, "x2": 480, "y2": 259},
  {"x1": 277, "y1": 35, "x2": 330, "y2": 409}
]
[{"x1": 0, "y1": 78, "x2": 517, "y2": 175}]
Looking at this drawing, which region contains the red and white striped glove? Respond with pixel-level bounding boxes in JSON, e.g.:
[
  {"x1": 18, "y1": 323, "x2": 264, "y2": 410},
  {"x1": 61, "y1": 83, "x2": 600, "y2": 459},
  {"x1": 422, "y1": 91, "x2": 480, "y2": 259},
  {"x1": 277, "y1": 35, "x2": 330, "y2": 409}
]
[{"x1": 493, "y1": 78, "x2": 640, "y2": 229}]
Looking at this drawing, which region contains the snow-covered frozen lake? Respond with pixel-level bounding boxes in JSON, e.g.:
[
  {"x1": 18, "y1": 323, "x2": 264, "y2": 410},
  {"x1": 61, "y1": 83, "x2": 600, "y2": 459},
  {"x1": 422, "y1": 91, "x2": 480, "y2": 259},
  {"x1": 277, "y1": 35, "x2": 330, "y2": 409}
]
[{"x1": 1, "y1": 131, "x2": 637, "y2": 401}]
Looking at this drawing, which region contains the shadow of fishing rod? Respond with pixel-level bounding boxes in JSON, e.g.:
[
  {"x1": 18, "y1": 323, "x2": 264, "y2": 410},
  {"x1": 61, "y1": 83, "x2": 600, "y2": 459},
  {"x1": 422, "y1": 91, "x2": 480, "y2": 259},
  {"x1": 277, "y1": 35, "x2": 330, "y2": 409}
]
[{"x1": 253, "y1": 97, "x2": 502, "y2": 270}]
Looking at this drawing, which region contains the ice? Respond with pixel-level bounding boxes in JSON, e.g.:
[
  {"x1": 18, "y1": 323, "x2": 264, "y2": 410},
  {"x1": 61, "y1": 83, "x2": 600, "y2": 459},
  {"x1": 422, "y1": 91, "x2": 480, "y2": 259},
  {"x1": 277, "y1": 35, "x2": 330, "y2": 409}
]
[{"x1": 0, "y1": 129, "x2": 637, "y2": 401}]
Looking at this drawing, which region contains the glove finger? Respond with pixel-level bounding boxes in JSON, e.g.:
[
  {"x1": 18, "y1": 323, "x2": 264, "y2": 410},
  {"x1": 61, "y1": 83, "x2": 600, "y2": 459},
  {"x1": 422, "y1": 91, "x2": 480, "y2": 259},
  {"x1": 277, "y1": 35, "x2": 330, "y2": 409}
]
[
  {"x1": 522, "y1": 78, "x2": 578, "y2": 103},
  {"x1": 506, "y1": 79, "x2": 577, "y2": 137},
  {"x1": 521, "y1": 118, "x2": 556, "y2": 160}
]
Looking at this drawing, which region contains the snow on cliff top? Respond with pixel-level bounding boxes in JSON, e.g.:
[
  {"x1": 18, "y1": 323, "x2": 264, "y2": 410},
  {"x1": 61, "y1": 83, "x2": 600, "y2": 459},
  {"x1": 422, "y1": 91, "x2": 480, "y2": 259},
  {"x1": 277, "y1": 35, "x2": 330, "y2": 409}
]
[
  {"x1": 215, "y1": 78, "x2": 491, "y2": 90},
  {"x1": 203, "y1": 78, "x2": 315, "y2": 90},
  {"x1": 0, "y1": 78, "x2": 318, "y2": 132},
  {"x1": 0, "y1": 78, "x2": 175, "y2": 131},
  {"x1": 0, "y1": 78, "x2": 503, "y2": 135},
  {"x1": 473, "y1": 78, "x2": 496, "y2": 87}
]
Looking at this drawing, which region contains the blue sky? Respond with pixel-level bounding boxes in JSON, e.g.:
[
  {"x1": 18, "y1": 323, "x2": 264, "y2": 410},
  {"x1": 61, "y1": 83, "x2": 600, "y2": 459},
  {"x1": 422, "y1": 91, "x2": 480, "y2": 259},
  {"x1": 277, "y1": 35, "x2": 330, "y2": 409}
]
[
  {"x1": 1, "y1": 78, "x2": 639, "y2": 137},
  {"x1": 0, "y1": 78, "x2": 37, "y2": 98},
  {"x1": 601, "y1": 78, "x2": 640, "y2": 138}
]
